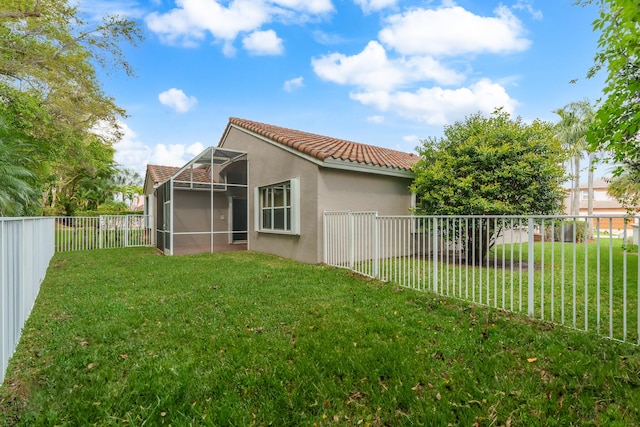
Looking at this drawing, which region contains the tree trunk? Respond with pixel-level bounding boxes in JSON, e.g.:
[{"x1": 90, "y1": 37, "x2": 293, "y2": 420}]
[
  {"x1": 51, "y1": 186, "x2": 57, "y2": 208},
  {"x1": 572, "y1": 155, "x2": 581, "y2": 216},
  {"x1": 587, "y1": 152, "x2": 595, "y2": 239},
  {"x1": 465, "y1": 220, "x2": 493, "y2": 264},
  {"x1": 42, "y1": 189, "x2": 49, "y2": 209}
]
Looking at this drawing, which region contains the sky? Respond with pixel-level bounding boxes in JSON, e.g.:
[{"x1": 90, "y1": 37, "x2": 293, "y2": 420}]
[{"x1": 80, "y1": 0, "x2": 607, "y2": 179}]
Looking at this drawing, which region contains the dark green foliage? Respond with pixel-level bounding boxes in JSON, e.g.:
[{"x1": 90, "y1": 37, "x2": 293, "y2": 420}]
[
  {"x1": 607, "y1": 171, "x2": 640, "y2": 214},
  {"x1": 0, "y1": 0, "x2": 142, "y2": 215},
  {"x1": 412, "y1": 110, "x2": 566, "y2": 260},
  {"x1": 412, "y1": 110, "x2": 565, "y2": 216},
  {"x1": 0, "y1": 127, "x2": 39, "y2": 215},
  {"x1": 579, "y1": 0, "x2": 640, "y2": 174}
]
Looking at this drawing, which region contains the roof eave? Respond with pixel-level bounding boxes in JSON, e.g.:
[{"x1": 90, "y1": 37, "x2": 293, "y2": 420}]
[
  {"x1": 225, "y1": 122, "x2": 415, "y2": 178},
  {"x1": 322, "y1": 158, "x2": 415, "y2": 178}
]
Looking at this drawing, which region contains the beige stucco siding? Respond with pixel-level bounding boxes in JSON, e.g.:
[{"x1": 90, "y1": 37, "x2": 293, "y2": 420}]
[
  {"x1": 316, "y1": 168, "x2": 413, "y2": 263},
  {"x1": 221, "y1": 127, "x2": 321, "y2": 263},
  {"x1": 318, "y1": 168, "x2": 413, "y2": 214},
  {"x1": 219, "y1": 126, "x2": 415, "y2": 264}
]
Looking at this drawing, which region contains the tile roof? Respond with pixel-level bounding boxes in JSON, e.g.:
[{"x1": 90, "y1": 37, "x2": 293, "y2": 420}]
[
  {"x1": 227, "y1": 117, "x2": 419, "y2": 171},
  {"x1": 146, "y1": 164, "x2": 213, "y2": 186}
]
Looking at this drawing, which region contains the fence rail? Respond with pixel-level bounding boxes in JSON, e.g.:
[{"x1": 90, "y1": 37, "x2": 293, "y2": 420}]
[
  {"x1": 1, "y1": 217, "x2": 55, "y2": 384},
  {"x1": 2, "y1": 214, "x2": 153, "y2": 384},
  {"x1": 324, "y1": 212, "x2": 640, "y2": 345},
  {"x1": 55, "y1": 215, "x2": 152, "y2": 252}
]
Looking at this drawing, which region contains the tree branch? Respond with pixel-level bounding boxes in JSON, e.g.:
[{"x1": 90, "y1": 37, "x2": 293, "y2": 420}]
[{"x1": 0, "y1": 11, "x2": 41, "y2": 19}]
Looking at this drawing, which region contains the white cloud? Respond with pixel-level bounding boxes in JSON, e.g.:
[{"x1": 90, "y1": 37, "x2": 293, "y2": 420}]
[
  {"x1": 78, "y1": 0, "x2": 146, "y2": 20},
  {"x1": 158, "y1": 88, "x2": 198, "y2": 113},
  {"x1": 513, "y1": 0, "x2": 543, "y2": 20},
  {"x1": 271, "y1": 0, "x2": 333, "y2": 14},
  {"x1": 283, "y1": 76, "x2": 304, "y2": 92},
  {"x1": 146, "y1": 0, "x2": 270, "y2": 47},
  {"x1": 350, "y1": 78, "x2": 517, "y2": 125},
  {"x1": 378, "y1": 4, "x2": 530, "y2": 56},
  {"x1": 403, "y1": 134, "x2": 419, "y2": 143},
  {"x1": 222, "y1": 41, "x2": 237, "y2": 57},
  {"x1": 367, "y1": 115, "x2": 385, "y2": 123},
  {"x1": 150, "y1": 142, "x2": 206, "y2": 167},
  {"x1": 242, "y1": 29, "x2": 284, "y2": 55},
  {"x1": 145, "y1": 0, "x2": 332, "y2": 50},
  {"x1": 110, "y1": 121, "x2": 209, "y2": 178},
  {"x1": 113, "y1": 122, "x2": 153, "y2": 177},
  {"x1": 309, "y1": 3, "x2": 530, "y2": 128},
  {"x1": 354, "y1": 0, "x2": 397, "y2": 13},
  {"x1": 312, "y1": 30, "x2": 347, "y2": 45},
  {"x1": 312, "y1": 41, "x2": 465, "y2": 91}
]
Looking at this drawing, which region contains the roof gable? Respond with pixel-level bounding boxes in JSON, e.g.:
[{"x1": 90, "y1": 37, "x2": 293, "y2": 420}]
[{"x1": 223, "y1": 118, "x2": 419, "y2": 173}]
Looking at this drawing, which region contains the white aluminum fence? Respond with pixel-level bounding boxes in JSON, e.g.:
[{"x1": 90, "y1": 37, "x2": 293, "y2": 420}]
[
  {"x1": 55, "y1": 215, "x2": 152, "y2": 252},
  {"x1": 324, "y1": 212, "x2": 640, "y2": 345},
  {"x1": 1, "y1": 217, "x2": 55, "y2": 384}
]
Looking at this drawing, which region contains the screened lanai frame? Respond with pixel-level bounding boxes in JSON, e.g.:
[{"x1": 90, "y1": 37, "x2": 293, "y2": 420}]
[{"x1": 155, "y1": 146, "x2": 248, "y2": 256}]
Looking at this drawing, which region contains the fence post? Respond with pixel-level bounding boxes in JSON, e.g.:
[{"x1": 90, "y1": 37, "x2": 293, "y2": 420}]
[
  {"x1": 432, "y1": 217, "x2": 438, "y2": 294},
  {"x1": 99, "y1": 216, "x2": 103, "y2": 249},
  {"x1": 125, "y1": 216, "x2": 130, "y2": 248},
  {"x1": 349, "y1": 212, "x2": 355, "y2": 270},
  {"x1": 323, "y1": 213, "x2": 328, "y2": 264},
  {"x1": 0, "y1": 221, "x2": 5, "y2": 384},
  {"x1": 528, "y1": 217, "x2": 535, "y2": 317},
  {"x1": 373, "y1": 213, "x2": 379, "y2": 279}
]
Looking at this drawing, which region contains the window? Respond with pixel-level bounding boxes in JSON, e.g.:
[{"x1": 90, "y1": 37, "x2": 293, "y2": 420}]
[
  {"x1": 580, "y1": 190, "x2": 588, "y2": 201},
  {"x1": 254, "y1": 178, "x2": 300, "y2": 234}
]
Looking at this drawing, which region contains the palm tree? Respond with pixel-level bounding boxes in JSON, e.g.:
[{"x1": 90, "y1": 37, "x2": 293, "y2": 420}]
[
  {"x1": 113, "y1": 168, "x2": 142, "y2": 207},
  {"x1": 0, "y1": 141, "x2": 38, "y2": 216},
  {"x1": 554, "y1": 100, "x2": 596, "y2": 217}
]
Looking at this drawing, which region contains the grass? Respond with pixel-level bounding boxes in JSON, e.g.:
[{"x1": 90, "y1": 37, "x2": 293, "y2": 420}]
[
  {"x1": 1, "y1": 247, "x2": 640, "y2": 426},
  {"x1": 374, "y1": 238, "x2": 639, "y2": 343}
]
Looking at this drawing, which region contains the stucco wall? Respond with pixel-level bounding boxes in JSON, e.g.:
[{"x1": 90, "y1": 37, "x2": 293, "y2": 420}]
[
  {"x1": 221, "y1": 127, "x2": 321, "y2": 263},
  {"x1": 318, "y1": 168, "x2": 413, "y2": 215},
  {"x1": 220, "y1": 127, "x2": 415, "y2": 264},
  {"x1": 317, "y1": 168, "x2": 414, "y2": 263}
]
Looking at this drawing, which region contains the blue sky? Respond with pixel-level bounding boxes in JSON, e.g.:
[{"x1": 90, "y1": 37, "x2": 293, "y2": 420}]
[{"x1": 83, "y1": 0, "x2": 606, "y2": 178}]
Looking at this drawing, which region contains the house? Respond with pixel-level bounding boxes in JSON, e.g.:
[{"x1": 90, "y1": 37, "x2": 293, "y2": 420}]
[
  {"x1": 143, "y1": 117, "x2": 420, "y2": 263},
  {"x1": 563, "y1": 178, "x2": 635, "y2": 232},
  {"x1": 129, "y1": 195, "x2": 145, "y2": 211}
]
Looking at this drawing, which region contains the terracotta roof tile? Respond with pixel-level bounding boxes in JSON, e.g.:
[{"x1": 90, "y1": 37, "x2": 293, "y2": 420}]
[
  {"x1": 227, "y1": 117, "x2": 419, "y2": 171},
  {"x1": 147, "y1": 164, "x2": 213, "y2": 186}
]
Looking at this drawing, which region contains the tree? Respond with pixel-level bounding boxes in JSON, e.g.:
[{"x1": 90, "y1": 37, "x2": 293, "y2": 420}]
[
  {"x1": 0, "y1": 140, "x2": 38, "y2": 216},
  {"x1": 0, "y1": 0, "x2": 142, "y2": 215},
  {"x1": 0, "y1": 0, "x2": 142, "y2": 142},
  {"x1": 553, "y1": 100, "x2": 596, "y2": 217},
  {"x1": 579, "y1": 0, "x2": 640, "y2": 172},
  {"x1": 0, "y1": 113, "x2": 40, "y2": 216},
  {"x1": 411, "y1": 110, "x2": 566, "y2": 262},
  {"x1": 41, "y1": 134, "x2": 118, "y2": 215},
  {"x1": 607, "y1": 171, "x2": 640, "y2": 214},
  {"x1": 113, "y1": 168, "x2": 143, "y2": 207}
]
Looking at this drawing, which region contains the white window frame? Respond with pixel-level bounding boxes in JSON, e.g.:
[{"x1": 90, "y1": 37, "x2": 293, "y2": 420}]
[
  {"x1": 254, "y1": 178, "x2": 300, "y2": 235},
  {"x1": 580, "y1": 190, "x2": 588, "y2": 201}
]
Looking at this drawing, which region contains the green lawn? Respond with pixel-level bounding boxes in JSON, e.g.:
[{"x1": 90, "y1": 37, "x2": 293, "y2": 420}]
[
  {"x1": 2, "y1": 247, "x2": 640, "y2": 426},
  {"x1": 376, "y1": 238, "x2": 639, "y2": 343}
]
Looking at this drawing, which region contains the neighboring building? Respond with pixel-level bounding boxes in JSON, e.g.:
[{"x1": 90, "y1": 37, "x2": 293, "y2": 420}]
[
  {"x1": 143, "y1": 117, "x2": 419, "y2": 263},
  {"x1": 563, "y1": 178, "x2": 634, "y2": 232},
  {"x1": 129, "y1": 196, "x2": 145, "y2": 212}
]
